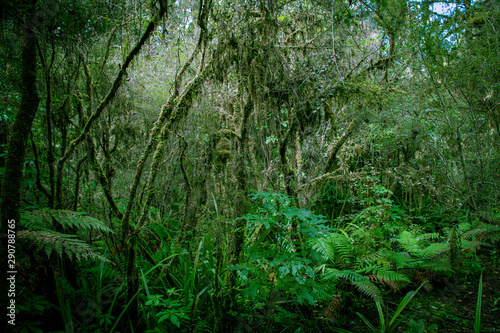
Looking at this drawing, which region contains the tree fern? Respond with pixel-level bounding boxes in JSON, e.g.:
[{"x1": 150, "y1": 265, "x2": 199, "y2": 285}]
[
  {"x1": 21, "y1": 209, "x2": 113, "y2": 233},
  {"x1": 18, "y1": 209, "x2": 111, "y2": 262},
  {"x1": 18, "y1": 230, "x2": 104, "y2": 261}
]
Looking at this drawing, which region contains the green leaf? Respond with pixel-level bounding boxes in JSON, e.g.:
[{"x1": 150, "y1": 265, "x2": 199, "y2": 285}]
[
  {"x1": 475, "y1": 273, "x2": 483, "y2": 333},
  {"x1": 170, "y1": 314, "x2": 180, "y2": 328}
]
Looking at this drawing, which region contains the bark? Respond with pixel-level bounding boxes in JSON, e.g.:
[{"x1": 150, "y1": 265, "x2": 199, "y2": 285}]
[
  {"x1": 216, "y1": 97, "x2": 253, "y2": 333},
  {"x1": 178, "y1": 138, "x2": 193, "y2": 246},
  {"x1": 0, "y1": 6, "x2": 39, "y2": 332},
  {"x1": 279, "y1": 120, "x2": 297, "y2": 197},
  {"x1": 324, "y1": 118, "x2": 359, "y2": 173},
  {"x1": 37, "y1": 40, "x2": 56, "y2": 207},
  {"x1": 30, "y1": 134, "x2": 51, "y2": 201},
  {"x1": 86, "y1": 134, "x2": 123, "y2": 219}
]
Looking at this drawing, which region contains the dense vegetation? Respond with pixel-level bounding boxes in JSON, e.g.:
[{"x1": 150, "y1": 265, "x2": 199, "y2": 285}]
[{"x1": 1, "y1": 0, "x2": 499, "y2": 332}]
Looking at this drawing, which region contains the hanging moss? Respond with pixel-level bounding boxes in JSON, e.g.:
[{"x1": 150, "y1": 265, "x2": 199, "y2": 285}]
[{"x1": 215, "y1": 130, "x2": 232, "y2": 163}]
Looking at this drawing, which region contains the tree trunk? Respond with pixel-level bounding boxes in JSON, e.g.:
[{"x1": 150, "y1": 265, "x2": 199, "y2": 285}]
[{"x1": 0, "y1": 5, "x2": 39, "y2": 331}]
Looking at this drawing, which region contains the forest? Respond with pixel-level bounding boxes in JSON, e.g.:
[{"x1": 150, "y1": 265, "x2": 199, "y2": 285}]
[{"x1": 0, "y1": 0, "x2": 499, "y2": 332}]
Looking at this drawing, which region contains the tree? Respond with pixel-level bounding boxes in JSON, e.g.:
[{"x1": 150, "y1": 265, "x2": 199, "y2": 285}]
[{"x1": 0, "y1": 2, "x2": 39, "y2": 330}]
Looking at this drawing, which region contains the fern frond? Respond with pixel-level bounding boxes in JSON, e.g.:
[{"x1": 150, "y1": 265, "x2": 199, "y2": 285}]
[
  {"x1": 323, "y1": 268, "x2": 382, "y2": 299},
  {"x1": 311, "y1": 238, "x2": 335, "y2": 262},
  {"x1": 312, "y1": 233, "x2": 355, "y2": 265},
  {"x1": 328, "y1": 233, "x2": 355, "y2": 263},
  {"x1": 365, "y1": 275, "x2": 400, "y2": 291},
  {"x1": 398, "y1": 231, "x2": 420, "y2": 254},
  {"x1": 18, "y1": 230, "x2": 103, "y2": 261},
  {"x1": 21, "y1": 209, "x2": 112, "y2": 233},
  {"x1": 414, "y1": 233, "x2": 440, "y2": 242},
  {"x1": 374, "y1": 267, "x2": 411, "y2": 284},
  {"x1": 417, "y1": 259, "x2": 453, "y2": 272},
  {"x1": 462, "y1": 228, "x2": 489, "y2": 241},
  {"x1": 360, "y1": 265, "x2": 410, "y2": 290},
  {"x1": 351, "y1": 279, "x2": 382, "y2": 299},
  {"x1": 324, "y1": 268, "x2": 360, "y2": 282},
  {"x1": 355, "y1": 249, "x2": 390, "y2": 267},
  {"x1": 322, "y1": 293, "x2": 342, "y2": 325},
  {"x1": 462, "y1": 240, "x2": 489, "y2": 252},
  {"x1": 420, "y1": 242, "x2": 450, "y2": 259},
  {"x1": 385, "y1": 251, "x2": 413, "y2": 269}
]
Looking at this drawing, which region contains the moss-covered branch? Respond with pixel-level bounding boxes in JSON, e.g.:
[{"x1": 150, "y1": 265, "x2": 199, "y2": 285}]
[
  {"x1": 324, "y1": 118, "x2": 359, "y2": 173},
  {"x1": 86, "y1": 135, "x2": 123, "y2": 219},
  {"x1": 55, "y1": 8, "x2": 167, "y2": 208}
]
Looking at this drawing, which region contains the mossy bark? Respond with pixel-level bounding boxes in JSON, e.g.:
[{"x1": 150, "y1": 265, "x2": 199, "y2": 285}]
[
  {"x1": 0, "y1": 8, "x2": 39, "y2": 332},
  {"x1": 324, "y1": 118, "x2": 359, "y2": 173},
  {"x1": 37, "y1": 40, "x2": 56, "y2": 207}
]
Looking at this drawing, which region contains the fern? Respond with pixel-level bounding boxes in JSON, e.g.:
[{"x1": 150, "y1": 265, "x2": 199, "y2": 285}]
[
  {"x1": 321, "y1": 266, "x2": 408, "y2": 299},
  {"x1": 392, "y1": 231, "x2": 452, "y2": 273},
  {"x1": 360, "y1": 265, "x2": 411, "y2": 285},
  {"x1": 443, "y1": 221, "x2": 499, "y2": 254},
  {"x1": 21, "y1": 209, "x2": 113, "y2": 233},
  {"x1": 419, "y1": 242, "x2": 450, "y2": 259},
  {"x1": 312, "y1": 233, "x2": 356, "y2": 266},
  {"x1": 355, "y1": 249, "x2": 392, "y2": 268},
  {"x1": 397, "y1": 231, "x2": 448, "y2": 258},
  {"x1": 18, "y1": 230, "x2": 104, "y2": 261},
  {"x1": 324, "y1": 268, "x2": 382, "y2": 299},
  {"x1": 17, "y1": 209, "x2": 111, "y2": 262}
]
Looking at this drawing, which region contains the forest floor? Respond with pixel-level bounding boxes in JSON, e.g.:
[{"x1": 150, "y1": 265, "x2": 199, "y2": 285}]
[
  {"x1": 339, "y1": 251, "x2": 500, "y2": 332},
  {"x1": 407, "y1": 251, "x2": 500, "y2": 332}
]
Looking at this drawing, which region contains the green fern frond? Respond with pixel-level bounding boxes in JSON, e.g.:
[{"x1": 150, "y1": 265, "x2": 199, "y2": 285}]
[
  {"x1": 323, "y1": 268, "x2": 383, "y2": 299},
  {"x1": 359, "y1": 265, "x2": 411, "y2": 290},
  {"x1": 351, "y1": 279, "x2": 382, "y2": 299},
  {"x1": 371, "y1": 267, "x2": 411, "y2": 284},
  {"x1": 416, "y1": 258, "x2": 453, "y2": 272},
  {"x1": 324, "y1": 268, "x2": 361, "y2": 282},
  {"x1": 398, "y1": 231, "x2": 420, "y2": 254},
  {"x1": 327, "y1": 233, "x2": 356, "y2": 263},
  {"x1": 311, "y1": 238, "x2": 335, "y2": 261},
  {"x1": 462, "y1": 228, "x2": 489, "y2": 241},
  {"x1": 355, "y1": 249, "x2": 390, "y2": 267},
  {"x1": 18, "y1": 230, "x2": 103, "y2": 261},
  {"x1": 462, "y1": 240, "x2": 489, "y2": 252},
  {"x1": 420, "y1": 242, "x2": 450, "y2": 259},
  {"x1": 386, "y1": 252, "x2": 414, "y2": 269},
  {"x1": 21, "y1": 209, "x2": 112, "y2": 233},
  {"x1": 312, "y1": 233, "x2": 356, "y2": 265},
  {"x1": 18, "y1": 211, "x2": 52, "y2": 231},
  {"x1": 414, "y1": 233, "x2": 440, "y2": 242}
]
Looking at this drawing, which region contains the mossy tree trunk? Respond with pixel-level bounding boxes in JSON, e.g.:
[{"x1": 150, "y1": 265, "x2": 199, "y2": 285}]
[{"x1": 0, "y1": 3, "x2": 39, "y2": 331}]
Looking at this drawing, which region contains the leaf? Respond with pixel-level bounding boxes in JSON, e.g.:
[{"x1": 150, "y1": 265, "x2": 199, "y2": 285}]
[
  {"x1": 170, "y1": 314, "x2": 180, "y2": 328},
  {"x1": 158, "y1": 313, "x2": 171, "y2": 324},
  {"x1": 475, "y1": 273, "x2": 483, "y2": 333},
  {"x1": 18, "y1": 230, "x2": 103, "y2": 261}
]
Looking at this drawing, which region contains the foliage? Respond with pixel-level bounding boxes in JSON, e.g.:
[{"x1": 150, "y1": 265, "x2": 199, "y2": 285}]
[
  {"x1": 20, "y1": 209, "x2": 113, "y2": 233},
  {"x1": 145, "y1": 292, "x2": 190, "y2": 329},
  {"x1": 18, "y1": 230, "x2": 102, "y2": 261},
  {"x1": 231, "y1": 191, "x2": 332, "y2": 329},
  {"x1": 16, "y1": 209, "x2": 111, "y2": 261},
  {"x1": 360, "y1": 282, "x2": 426, "y2": 333},
  {"x1": 2, "y1": 0, "x2": 500, "y2": 331},
  {"x1": 474, "y1": 273, "x2": 483, "y2": 333}
]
